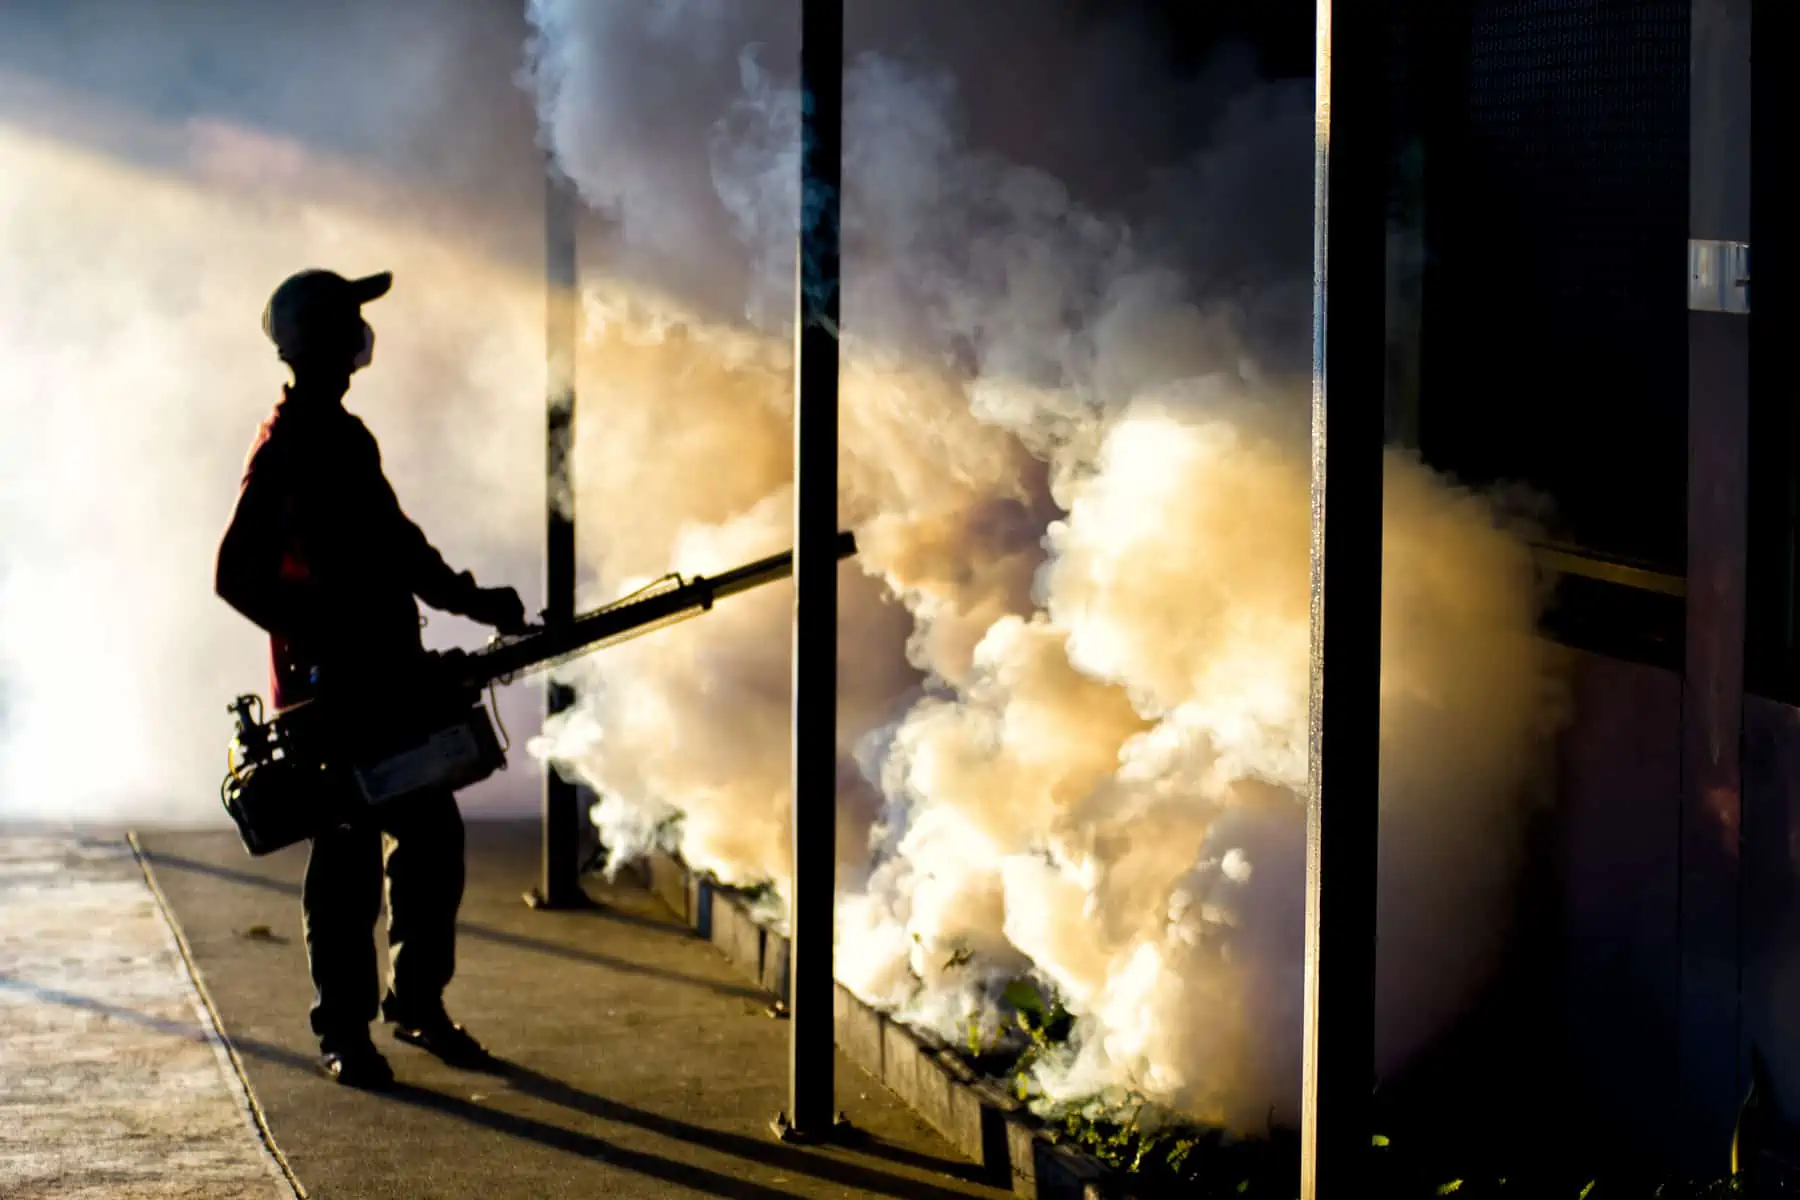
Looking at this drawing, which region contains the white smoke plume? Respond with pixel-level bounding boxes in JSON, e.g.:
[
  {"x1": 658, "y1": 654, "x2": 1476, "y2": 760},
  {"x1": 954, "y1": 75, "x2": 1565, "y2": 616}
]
[
  {"x1": 522, "y1": 0, "x2": 1567, "y2": 1133},
  {"x1": 0, "y1": 0, "x2": 557, "y2": 823}
]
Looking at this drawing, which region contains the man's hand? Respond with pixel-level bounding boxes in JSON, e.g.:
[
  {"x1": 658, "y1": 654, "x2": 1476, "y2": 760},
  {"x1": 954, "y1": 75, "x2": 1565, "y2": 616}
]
[{"x1": 465, "y1": 586, "x2": 528, "y2": 635}]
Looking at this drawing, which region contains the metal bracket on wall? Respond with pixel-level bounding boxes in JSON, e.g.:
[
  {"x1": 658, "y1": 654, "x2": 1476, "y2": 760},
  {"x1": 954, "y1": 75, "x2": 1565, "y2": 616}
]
[
  {"x1": 1532, "y1": 544, "x2": 1688, "y2": 597},
  {"x1": 1689, "y1": 239, "x2": 1751, "y2": 314}
]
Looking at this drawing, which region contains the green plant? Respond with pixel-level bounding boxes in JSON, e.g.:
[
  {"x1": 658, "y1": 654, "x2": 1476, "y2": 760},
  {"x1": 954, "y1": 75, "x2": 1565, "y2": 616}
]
[
  {"x1": 998, "y1": 978, "x2": 1073, "y2": 1104},
  {"x1": 735, "y1": 879, "x2": 776, "y2": 904},
  {"x1": 649, "y1": 812, "x2": 685, "y2": 850}
]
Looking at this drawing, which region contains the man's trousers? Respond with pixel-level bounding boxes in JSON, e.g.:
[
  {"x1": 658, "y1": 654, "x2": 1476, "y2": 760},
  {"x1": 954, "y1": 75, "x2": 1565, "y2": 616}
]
[{"x1": 301, "y1": 790, "x2": 464, "y2": 1050}]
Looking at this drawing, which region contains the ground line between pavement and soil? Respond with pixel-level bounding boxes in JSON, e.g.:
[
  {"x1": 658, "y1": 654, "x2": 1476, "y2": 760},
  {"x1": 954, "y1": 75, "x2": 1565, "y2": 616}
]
[{"x1": 128, "y1": 830, "x2": 310, "y2": 1200}]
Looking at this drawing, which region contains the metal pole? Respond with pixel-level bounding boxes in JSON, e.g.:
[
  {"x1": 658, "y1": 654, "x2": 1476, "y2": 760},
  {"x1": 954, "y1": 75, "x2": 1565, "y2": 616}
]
[
  {"x1": 528, "y1": 161, "x2": 589, "y2": 911},
  {"x1": 776, "y1": 0, "x2": 842, "y2": 1145},
  {"x1": 1675, "y1": 0, "x2": 1752, "y2": 1167},
  {"x1": 1301, "y1": 0, "x2": 1386, "y2": 1194}
]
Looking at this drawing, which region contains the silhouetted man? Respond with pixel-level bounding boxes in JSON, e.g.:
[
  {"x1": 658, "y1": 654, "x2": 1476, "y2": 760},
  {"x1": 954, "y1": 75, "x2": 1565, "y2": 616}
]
[{"x1": 215, "y1": 268, "x2": 527, "y2": 1088}]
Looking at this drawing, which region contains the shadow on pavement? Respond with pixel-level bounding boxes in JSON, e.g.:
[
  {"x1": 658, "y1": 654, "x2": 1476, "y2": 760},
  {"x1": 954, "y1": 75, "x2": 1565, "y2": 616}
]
[
  {"x1": 139, "y1": 848, "x2": 768, "y2": 1003},
  {"x1": 6, "y1": 976, "x2": 993, "y2": 1200},
  {"x1": 496, "y1": 1060, "x2": 1003, "y2": 1194}
]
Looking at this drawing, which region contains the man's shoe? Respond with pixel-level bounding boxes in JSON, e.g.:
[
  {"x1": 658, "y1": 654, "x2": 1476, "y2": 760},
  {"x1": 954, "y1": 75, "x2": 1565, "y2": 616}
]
[
  {"x1": 318, "y1": 1041, "x2": 395, "y2": 1090},
  {"x1": 389, "y1": 1011, "x2": 495, "y2": 1070}
]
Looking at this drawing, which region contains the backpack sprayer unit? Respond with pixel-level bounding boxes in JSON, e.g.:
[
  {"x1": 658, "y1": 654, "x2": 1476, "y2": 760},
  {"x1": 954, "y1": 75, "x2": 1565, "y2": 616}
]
[{"x1": 220, "y1": 531, "x2": 857, "y2": 857}]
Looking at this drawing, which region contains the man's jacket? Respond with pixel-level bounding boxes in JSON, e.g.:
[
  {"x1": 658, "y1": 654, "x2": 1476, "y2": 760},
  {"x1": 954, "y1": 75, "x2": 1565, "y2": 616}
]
[{"x1": 216, "y1": 385, "x2": 478, "y2": 710}]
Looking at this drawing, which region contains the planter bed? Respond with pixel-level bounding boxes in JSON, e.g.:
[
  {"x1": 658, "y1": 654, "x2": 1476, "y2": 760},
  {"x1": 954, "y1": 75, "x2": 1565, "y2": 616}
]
[{"x1": 626, "y1": 850, "x2": 1797, "y2": 1199}]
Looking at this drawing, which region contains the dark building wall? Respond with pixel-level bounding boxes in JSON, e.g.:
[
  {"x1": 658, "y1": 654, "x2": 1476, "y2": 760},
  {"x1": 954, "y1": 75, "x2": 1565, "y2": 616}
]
[
  {"x1": 1415, "y1": 0, "x2": 1692, "y2": 582},
  {"x1": 1552, "y1": 658, "x2": 1800, "y2": 1174},
  {"x1": 1742, "y1": 699, "x2": 1800, "y2": 1119},
  {"x1": 1556, "y1": 652, "x2": 1685, "y2": 1157},
  {"x1": 1741, "y1": 0, "x2": 1800, "y2": 1133},
  {"x1": 1403, "y1": 0, "x2": 1777, "y2": 1174}
]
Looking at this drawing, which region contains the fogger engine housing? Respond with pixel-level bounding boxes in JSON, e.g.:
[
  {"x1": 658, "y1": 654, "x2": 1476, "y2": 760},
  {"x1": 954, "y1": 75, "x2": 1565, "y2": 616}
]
[
  {"x1": 223, "y1": 686, "x2": 507, "y2": 857},
  {"x1": 219, "y1": 531, "x2": 858, "y2": 858}
]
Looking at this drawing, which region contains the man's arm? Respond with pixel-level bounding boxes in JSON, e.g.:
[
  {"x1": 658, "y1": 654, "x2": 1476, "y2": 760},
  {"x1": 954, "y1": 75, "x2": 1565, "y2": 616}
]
[{"x1": 215, "y1": 436, "x2": 305, "y2": 637}]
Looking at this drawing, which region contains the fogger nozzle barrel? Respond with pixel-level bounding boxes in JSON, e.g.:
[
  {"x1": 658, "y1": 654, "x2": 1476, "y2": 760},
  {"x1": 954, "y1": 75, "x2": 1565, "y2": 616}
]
[{"x1": 464, "y1": 530, "x2": 858, "y2": 687}]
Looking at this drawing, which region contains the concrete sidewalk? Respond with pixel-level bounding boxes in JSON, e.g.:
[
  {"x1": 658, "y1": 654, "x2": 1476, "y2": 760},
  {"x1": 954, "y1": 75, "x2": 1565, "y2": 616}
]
[
  {"x1": 0, "y1": 833, "x2": 293, "y2": 1200},
  {"x1": 130, "y1": 822, "x2": 1010, "y2": 1200}
]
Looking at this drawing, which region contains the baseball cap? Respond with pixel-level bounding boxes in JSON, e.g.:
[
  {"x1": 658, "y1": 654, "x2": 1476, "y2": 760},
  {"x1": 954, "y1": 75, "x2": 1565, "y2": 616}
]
[{"x1": 262, "y1": 269, "x2": 392, "y2": 361}]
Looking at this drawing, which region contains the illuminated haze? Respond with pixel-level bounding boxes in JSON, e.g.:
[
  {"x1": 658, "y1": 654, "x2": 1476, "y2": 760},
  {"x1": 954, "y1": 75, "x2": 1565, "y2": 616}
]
[
  {"x1": 0, "y1": 0, "x2": 556, "y2": 822},
  {"x1": 522, "y1": 0, "x2": 1568, "y2": 1131}
]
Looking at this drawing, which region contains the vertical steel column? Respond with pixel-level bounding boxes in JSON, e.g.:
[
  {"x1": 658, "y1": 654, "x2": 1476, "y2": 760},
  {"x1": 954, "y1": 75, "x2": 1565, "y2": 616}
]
[
  {"x1": 1675, "y1": 0, "x2": 1752, "y2": 1167},
  {"x1": 530, "y1": 162, "x2": 588, "y2": 911},
  {"x1": 1301, "y1": 0, "x2": 1387, "y2": 1195},
  {"x1": 777, "y1": 0, "x2": 843, "y2": 1145}
]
